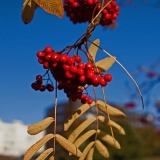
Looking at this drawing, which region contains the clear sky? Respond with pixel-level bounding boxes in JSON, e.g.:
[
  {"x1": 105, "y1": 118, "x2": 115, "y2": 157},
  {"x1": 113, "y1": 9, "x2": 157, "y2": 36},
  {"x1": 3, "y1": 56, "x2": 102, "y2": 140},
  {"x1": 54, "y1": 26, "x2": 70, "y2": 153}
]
[{"x1": 0, "y1": 0, "x2": 160, "y2": 124}]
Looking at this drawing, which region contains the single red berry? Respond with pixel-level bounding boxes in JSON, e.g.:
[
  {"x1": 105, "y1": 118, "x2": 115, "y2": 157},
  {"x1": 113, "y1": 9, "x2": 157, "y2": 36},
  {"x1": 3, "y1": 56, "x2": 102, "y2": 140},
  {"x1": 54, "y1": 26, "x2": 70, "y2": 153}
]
[
  {"x1": 74, "y1": 56, "x2": 82, "y2": 63},
  {"x1": 94, "y1": 68, "x2": 101, "y2": 75},
  {"x1": 106, "y1": 3, "x2": 111, "y2": 9},
  {"x1": 63, "y1": 64, "x2": 71, "y2": 71},
  {"x1": 67, "y1": 57, "x2": 75, "y2": 65},
  {"x1": 36, "y1": 75, "x2": 42, "y2": 81},
  {"x1": 77, "y1": 67, "x2": 84, "y2": 75},
  {"x1": 40, "y1": 85, "x2": 46, "y2": 91},
  {"x1": 31, "y1": 82, "x2": 40, "y2": 91},
  {"x1": 81, "y1": 95, "x2": 86, "y2": 104},
  {"x1": 85, "y1": 62, "x2": 93, "y2": 70},
  {"x1": 102, "y1": 9, "x2": 108, "y2": 14},
  {"x1": 65, "y1": 71, "x2": 73, "y2": 79},
  {"x1": 44, "y1": 46, "x2": 53, "y2": 54},
  {"x1": 104, "y1": 74, "x2": 112, "y2": 82},
  {"x1": 92, "y1": 76, "x2": 99, "y2": 86},
  {"x1": 38, "y1": 58, "x2": 44, "y2": 64},
  {"x1": 77, "y1": 62, "x2": 85, "y2": 68},
  {"x1": 59, "y1": 54, "x2": 68, "y2": 63},
  {"x1": 45, "y1": 53, "x2": 52, "y2": 61},
  {"x1": 51, "y1": 53, "x2": 59, "y2": 62},
  {"x1": 112, "y1": 13, "x2": 118, "y2": 19},
  {"x1": 79, "y1": 75, "x2": 86, "y2": 83},
  {"x1": 43, "y1": 61, "x2": 49, "y2": 69},
  {"x1": 86, "y1": 71, "x2": 94, "y2": 79},
  {"x1": 70, "y1": 65, "x2": 78, "y2": 73},
  {"x1": 51, "y1": 62, "x2": 58, "y2": 68},
  {"x1": 111, "y1": 1, "x2": 116, "y2": 7},
  {"x1": 46, "y1": 84, "x2": 54, "y2": 92},
  {"x1": 36, "y1": 51, "x2": 45, "y2": 58},
  {"x1": 99, "y1": 77, "x2": 107, "y2": 86},
  {"x1": 87, "y1": 98, "x2": 93, "y2": 104},
  {"x1": 72, "y1": 2, "x2": 78, "y2": 7},
  {"x1": 105, "y1": 13, "x2": 111, "y2": 19},
  {"x1": 114, "y1": 6, "x2": 120, "y2": 12},
  {"x1": 87, "y1": 0, "x2": 93, "y2": 5}
]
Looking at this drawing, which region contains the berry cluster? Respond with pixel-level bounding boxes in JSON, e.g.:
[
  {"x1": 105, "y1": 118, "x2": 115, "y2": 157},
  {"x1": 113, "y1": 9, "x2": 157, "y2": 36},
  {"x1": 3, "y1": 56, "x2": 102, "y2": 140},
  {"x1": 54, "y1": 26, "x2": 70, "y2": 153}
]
[
  {"x1": 64, "y1": 0, "x2": 120, "y2": 26},
  {"x1": 31, "y1": 75, "x2": 54, "y2": 92},
  {"x1": 33, "y1": 46, "x2": 112, "y2": 104}
]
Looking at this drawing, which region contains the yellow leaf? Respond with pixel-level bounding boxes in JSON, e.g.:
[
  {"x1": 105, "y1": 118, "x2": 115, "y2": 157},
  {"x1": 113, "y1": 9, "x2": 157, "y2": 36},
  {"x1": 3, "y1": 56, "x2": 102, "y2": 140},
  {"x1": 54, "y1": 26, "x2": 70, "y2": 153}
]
[
  {"x1": 55, "y1": 134, "x2": 82, "y2": 157},
  {"x1": 74, "y1": 130, "x2": 96, "y2": 148},
  {"x1": 49, "y1": 156, "x2": 54, "y2": 160},
  {"x1": 22, "y1": 0, "x2": 37, "y2": 24},
  {"x1": 88, "y1": 39, "x2": 100, "y2": 62},
  {"x1": 97, "y1": 130, "x2": 121, "y2": 149},
  {"x1": 95, "y1": 56, "x2": 116, "y2": 72},
  {"x1": 86, "y1": 147, "x2": 94, "y2": 160},
  {"x1": 68, "y1": 117, "x2": 96, "y2": 143},
  {"x1": 28, "y1": 117, "x2": 54, "y2": 135},
  {"x1": 95, "y1": 140, "x2": 109, "y2": 158},
  {"x1": 79, "y1": 142, "x2": 95, "y2": 160},
  {"x1": 64, "y1": 102, "x2": 95, "y2": 131},
  {"x1": 24, "y1": 134, "x2": 54, "y2": 160},
  {"x1": 36, "y1": 148, "x2": 54, "y2": 160},
  {"x1": 34, "y1": 0, "x2": 64, "y2": 18},
  {"x1": 97, "y1": 100, "x2": 126, "y2": 118},
  {"x1": 98, "y1": 116, "x2": 125, "y2": 135}
]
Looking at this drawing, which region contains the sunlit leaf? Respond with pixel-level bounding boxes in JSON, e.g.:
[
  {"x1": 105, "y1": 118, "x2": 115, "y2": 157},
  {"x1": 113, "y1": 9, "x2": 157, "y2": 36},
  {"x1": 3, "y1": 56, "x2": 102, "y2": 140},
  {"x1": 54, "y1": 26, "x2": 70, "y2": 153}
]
[
  {"x1": 28, "y1": 117, "x2": 54, "y2": 135},
  {"x1": 95, "y1": 56, "x2": 116, "y2": 72},
  {"x1": 36, "y1": 148, "x2": 54, "y2": 160},
  {"x1": 24, "y1": 134, "x2": 54, "y2": 160},
  {"x1": 86, "y1": 147, "x2": 94, "y2": 160},
  {"x1": 55, "y1": 134, "x2": 82, "y2": 157},
  {"x1": 88, "y1": 39, "x2": 100, "y2": 62},
  {"x1": 34, "y1": 0, "x2": 64, "y2": 18},
  {"x1": 79, "y1": 141, "x2": 95, "y2": 160}
]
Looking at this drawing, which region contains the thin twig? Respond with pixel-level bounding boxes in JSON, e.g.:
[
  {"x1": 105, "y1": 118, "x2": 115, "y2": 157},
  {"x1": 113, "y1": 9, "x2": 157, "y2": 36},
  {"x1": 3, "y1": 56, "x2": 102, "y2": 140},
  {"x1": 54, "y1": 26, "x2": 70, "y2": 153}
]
[{"x1": 87, "y1": 39, "x2": 145, "y2": 110}]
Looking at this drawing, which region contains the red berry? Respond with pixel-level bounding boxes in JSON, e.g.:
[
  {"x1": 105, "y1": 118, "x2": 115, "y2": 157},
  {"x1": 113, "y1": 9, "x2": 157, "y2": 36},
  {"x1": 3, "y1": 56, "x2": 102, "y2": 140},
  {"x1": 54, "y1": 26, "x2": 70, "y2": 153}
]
[
  {"x1": 45, "y1": 53, "x2": 52, "y2": 61},
  {"x1": 70, "y1": 65, "x2": 78, "y2": 73},
  {"x1": 63, "y1": 64, "x2": 71, "y2": 71},
  {"x1": 67, "y1": 57, "x2": 75, "y2": 65},
  {"x1": 36, "y1": 51, "x2": 45, "y2": 58},
  {"x1": 85, "y1": 62, "x2": 93, "y2": 70},
  {"x1": 79, "y1": 75, "x2": 86, "y2": 83},
  {"x1": 51, "y1": 53, "x2": 59, "y2": 62},
  {"x1": 81, "y1": 95, "x2": 86, "y2": 104},
  {"x1": 92, "y1": 76, "x2": 99, "y2": 86},
  {"x1": 77, "y1": 62, "x2": 85, "y2": 68},
  {"x1": 86, "y1": 71, "x2": 94, "y2": 79},
  {"x1": 38, "y1": 58, "x2": 44, "y2": 64},
  {"x1": 72, "y1": 2, "x2": 78, "y2": 7},
  {"x1": 36, "y1": 75, "x2": 42, "y2": 81},
  {"x1": 40, "y1": 85, "x2": 46, "y2": 91},
  {"x1": 104, "y1": 74, "x2": 112, "y2": 82},
  {"x1": 44, "y1": 46, "x2": 53, "y2": 54},
  {"x1": 31, "y1": 82, "x2": 40, "y2": 91},
  {"x1": 46, "y1": 84, "x2": 54, "y2": 92},
  {"x1": 43, "y1": 61, "x2": 49, "y2": 69},
  {"x1": 114, "y1": 6, "x2": 120, "y2": 12},
  {"x1": 87, "y1": 98, "x2": 93, "y2": 104},
  {"x1": 99, "y1": 77, "x2": 107, "y2": 86},
  {"x1": 111, "y1": 1, "x2": 116, "y2": 7},
  {"x1": 77, "y1": 67, "x2": 84, "y2": 75},
  {"x1": 75, "y1": 56, "x2": 82, "y2": 63},
  {"x1": 59, "y1": 54, "x2": 68, "y2": 63},
  {"x1": 65, "y1": 71, "x2": 73, "y2": 79},
  {"x1": 112, "y1": 13, "x2": 118, "y2": 19}
]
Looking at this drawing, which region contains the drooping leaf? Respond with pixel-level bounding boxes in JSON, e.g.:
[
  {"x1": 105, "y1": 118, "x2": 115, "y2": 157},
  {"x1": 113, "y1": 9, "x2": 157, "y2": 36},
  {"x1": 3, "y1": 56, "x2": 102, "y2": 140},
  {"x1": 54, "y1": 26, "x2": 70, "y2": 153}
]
[
  {"x1": 64, "y1": 102, "x2": 95, "y2": 131},
  {"x1": 88, "y1": 39, "x2": 100, "y2": 62},
  {"x1": 95, "y1": 56, "x2": 116, "y2": 72},
  {"x1": 24, "y1": 134, "x2": 54, "y2": 160},
  {"x1": 98, "y1": 116, "x2": 125, "y2": 135},
  {"x1": 28, "y1": 117, "x2": 54, "y2": 135},
  {"x1": 34, "y1": 0, "x2": 64, "y2": 18},
  {"x1": 95, "y1": 140, "x2": 109, "y2": 158},
  {"x1": 22, "y1": 0, "x2": 37, "y2": 24},
  {"x1": 36, "y1": 148, "x2": 54, "y2": 160},
  {"x1": 79, "y1": 141, "x2": 95, "y2": 160},
  {"x1": 55, "y1": 134, "x2": 82, "y2": 157},
  {"x1": 68, "y1": 117, "x2": 96, "y2": 143},
  {"x1": 86, "y1": 147, "x2": 94, "y2": 160},
  {"x1": 74, "y1": 130, "x2": 96, "y2": 148},
  {"x1": 97, "y1": 100, "x2": 126, "y2": 118},
  {"x1": 97, "y1": 130, "x2": 121, "y2": 149}
]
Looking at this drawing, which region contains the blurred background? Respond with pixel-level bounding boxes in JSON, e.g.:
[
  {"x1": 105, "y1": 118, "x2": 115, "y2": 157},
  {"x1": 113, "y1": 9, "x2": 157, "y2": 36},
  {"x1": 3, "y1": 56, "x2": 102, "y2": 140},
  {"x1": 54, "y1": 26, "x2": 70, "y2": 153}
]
[{"x1": 0, "y1": 0, "x2": 160, "y2": 159}]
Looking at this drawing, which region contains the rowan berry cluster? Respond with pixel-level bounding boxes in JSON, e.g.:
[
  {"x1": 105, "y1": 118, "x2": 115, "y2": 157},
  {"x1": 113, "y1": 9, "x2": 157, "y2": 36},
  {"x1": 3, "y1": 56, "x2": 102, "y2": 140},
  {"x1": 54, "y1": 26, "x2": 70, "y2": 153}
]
[
  {"x1": 64, "y1": 0, "x2": 120, "y2": 26},
  {"x1": 32, "y1": 46, "x2": 112, "y2": 104},
  {"x1": 31, "y1": 75, "x2": 54, "y2": 92}
]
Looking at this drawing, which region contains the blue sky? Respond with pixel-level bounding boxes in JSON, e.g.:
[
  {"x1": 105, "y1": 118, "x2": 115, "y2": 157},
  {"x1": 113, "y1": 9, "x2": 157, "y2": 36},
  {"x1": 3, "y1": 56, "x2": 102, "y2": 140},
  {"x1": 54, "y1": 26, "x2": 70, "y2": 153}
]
[{"x1": 0, "y1": 0, "x2": 160, "y2": 124}]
